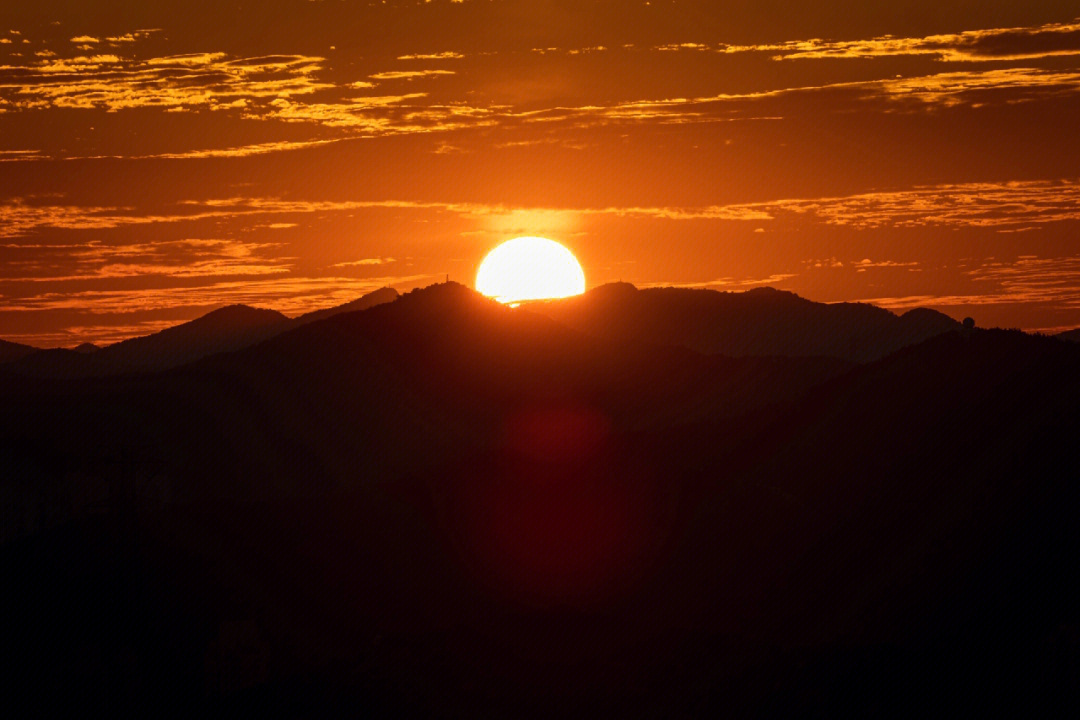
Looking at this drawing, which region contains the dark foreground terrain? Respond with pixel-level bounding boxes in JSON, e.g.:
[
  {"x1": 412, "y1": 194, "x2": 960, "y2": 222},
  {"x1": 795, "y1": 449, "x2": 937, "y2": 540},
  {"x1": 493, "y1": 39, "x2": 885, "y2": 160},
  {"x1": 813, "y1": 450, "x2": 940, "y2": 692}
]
[{"x1": 3, "y1": 284, "x2": 1079, "y2": 716}]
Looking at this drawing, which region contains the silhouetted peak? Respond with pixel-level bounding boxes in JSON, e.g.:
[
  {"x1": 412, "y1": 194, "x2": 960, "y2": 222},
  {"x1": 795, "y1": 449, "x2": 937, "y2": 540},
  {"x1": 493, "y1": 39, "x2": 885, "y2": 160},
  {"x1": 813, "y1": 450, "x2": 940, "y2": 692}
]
[
  {"x1": 294, "y1": 287, "x2": 401, "y2": 325},
  {"x1": 397, "y1": 281, "x2": 489, "y2": 309},
  {"x1": 71, "y1": 343, "x2": 100, "y2": 354},
  {"x1": 899, "y1": 307, "x2": 961, "y2": 330},
  {"x1": 738, "y1": 286, "x2": 809, "y2": 303},
  {"x1": 589, "y1": 282, "x2": 639, "y2": 296},
  {"x1": 1056, "y1": 327, "x2": 1080, "y2": 343},
  {"x1": 195, "y1": 304, "x2": 287, "y2": 329},
  {"x1": 319, "y1": 282, "x2": 502, "y2": 332},
  {"x1": 362, "y1": 286, "x2": 400, "y2": 303}
]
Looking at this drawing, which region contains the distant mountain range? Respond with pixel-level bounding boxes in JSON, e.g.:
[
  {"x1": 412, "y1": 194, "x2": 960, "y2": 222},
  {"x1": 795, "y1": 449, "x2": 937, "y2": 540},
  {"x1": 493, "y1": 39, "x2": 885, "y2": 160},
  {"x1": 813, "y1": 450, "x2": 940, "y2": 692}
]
[
  {"x1": 1056, "y1": 327, "x2": 1080, "y2": 343},
  {"x1": 2, "y1": 283, "x2": 964, "y2": 377},
  {"x1": 0, "y1": 286, "x2": 399, "y2": 377},
  {"x1": 0, "y1": 338, "x2": 37, "y2": 364},
  {"x1": 533, "y1": 283, "x2": 962, "y2": 362}
]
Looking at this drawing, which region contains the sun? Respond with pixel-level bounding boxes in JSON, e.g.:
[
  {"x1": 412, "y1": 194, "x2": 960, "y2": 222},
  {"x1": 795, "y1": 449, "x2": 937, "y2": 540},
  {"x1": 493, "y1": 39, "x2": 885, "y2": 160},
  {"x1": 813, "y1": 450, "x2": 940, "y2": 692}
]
[{"x1": 476, "y1": 237, "x2": 586, "y2": 304}]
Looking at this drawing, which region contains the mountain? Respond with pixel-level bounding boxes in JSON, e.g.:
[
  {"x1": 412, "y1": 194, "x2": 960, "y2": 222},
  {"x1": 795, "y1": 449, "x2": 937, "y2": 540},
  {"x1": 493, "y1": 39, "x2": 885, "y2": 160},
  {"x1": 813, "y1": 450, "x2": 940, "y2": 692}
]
[
  {"x1": 533, "y1": 283, "x2": 962, "y2": 362},
  {"x1": 3, "y1": 283, "x2": 1079, "y2": 716},
  {"x1": 4, "y1": 287, "x2": 400, "y2": 378},
  {"x1": 293, "y1": 286, "x2": 399, "y2": 326},
  {"x1": 4, "y1": 284, "x2": 954, "y2": 380},
  {"x1": 0, "y1": 283, "x2": 851, "y2": 505},
  {"x1": 1056, "y1": 327, "x2": 1080, "y2": 342},
  {"x1": 91, "y1": 304, "x2": 290, "y2": 374},
  {"x1": 0, "y1": 338, "x2": 37, "y2": 364}
]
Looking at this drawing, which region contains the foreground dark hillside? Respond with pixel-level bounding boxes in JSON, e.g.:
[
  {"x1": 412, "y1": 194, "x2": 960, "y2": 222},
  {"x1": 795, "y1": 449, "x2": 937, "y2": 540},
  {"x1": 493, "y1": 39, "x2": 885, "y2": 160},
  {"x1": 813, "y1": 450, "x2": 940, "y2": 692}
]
[{"x1": 2, "y1": 285, "x2": 1079, "y2": 716}]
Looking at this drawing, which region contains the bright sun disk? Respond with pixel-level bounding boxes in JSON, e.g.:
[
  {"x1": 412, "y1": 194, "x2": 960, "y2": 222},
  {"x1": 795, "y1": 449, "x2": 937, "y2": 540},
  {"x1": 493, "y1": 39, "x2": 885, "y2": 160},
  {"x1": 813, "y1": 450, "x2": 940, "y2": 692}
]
[{"x1": 476, "y1": 236, "x2": 586, "y2": 304}]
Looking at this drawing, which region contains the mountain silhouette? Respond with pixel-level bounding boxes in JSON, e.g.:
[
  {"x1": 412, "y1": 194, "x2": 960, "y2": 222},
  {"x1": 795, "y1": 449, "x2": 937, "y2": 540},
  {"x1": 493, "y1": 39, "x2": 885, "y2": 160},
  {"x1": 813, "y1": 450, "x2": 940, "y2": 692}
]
[
  {"x1": 2, "y1": 283, "x2": 956, "y2": 379},
  {"x1": 90, "y1": 304, "x2": 290, "y2": 374},
  {"x1": 292, "y1": 286, "x2": 399, "y2": 325},
  {"x1": 3, "y1": 287, "x2": 399, "y2": 378},
  {"x1": 2, "y1": 281, "x2": 1078, "y2": 716},
  {"x1": 0, "y1": 338, "x2": 37, "y2": 364},
  {"x1": 1056, "y1": 327, "x2": 1080, "y2": 343},
  {"x1": 533, "y1": 283, "x2": 961, "y2": 362}
]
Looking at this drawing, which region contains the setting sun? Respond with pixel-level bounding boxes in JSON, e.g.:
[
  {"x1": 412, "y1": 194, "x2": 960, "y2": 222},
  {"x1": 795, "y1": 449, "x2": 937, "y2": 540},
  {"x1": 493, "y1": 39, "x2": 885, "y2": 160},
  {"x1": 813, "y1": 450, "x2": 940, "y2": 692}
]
[{"x1": 475, "y1": 237, "x2": 586, "y2": 304}]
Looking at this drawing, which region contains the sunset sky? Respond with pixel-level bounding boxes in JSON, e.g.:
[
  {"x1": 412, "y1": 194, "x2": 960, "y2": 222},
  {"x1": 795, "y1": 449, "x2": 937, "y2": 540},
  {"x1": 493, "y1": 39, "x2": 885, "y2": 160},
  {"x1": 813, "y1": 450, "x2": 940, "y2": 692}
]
[{"x1": 2, "y1": 1, "x2": 1079, "y2": 346}]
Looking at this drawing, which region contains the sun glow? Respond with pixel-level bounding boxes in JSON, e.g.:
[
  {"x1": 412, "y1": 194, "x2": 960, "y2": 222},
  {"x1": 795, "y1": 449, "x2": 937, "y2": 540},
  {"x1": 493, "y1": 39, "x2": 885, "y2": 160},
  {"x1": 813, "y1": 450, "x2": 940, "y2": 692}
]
[{"x1": 475, "y1": 237, "x2": 586, "y2": 304}]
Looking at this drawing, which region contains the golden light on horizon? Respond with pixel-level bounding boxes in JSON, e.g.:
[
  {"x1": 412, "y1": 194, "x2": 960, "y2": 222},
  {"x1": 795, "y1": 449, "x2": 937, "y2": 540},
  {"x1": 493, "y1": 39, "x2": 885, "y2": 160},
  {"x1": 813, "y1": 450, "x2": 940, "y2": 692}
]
[{"x1": 476, "y1": 237, "x2": 586, "y2": 304}]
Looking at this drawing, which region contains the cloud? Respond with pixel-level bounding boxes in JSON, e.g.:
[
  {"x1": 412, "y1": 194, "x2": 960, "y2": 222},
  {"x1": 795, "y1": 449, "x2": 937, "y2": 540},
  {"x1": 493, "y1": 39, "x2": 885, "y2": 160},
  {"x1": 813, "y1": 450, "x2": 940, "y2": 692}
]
[
  {"x1": 640, "y1": 274, "x2": 798, "y2": 290},
  {"x1": 0, "y1": 238, "x2": 290, "y2": 283},
  {"x1": 965, "y1": 256, "x2": 1080, "y2": 307},
  {"x1": 0, "y1": 199, "x2": 261, "y2": 238},
  {"x1": 539, "y1": 66, "x2": 1080, "y2": 128},
  {"x1": 0, "y1": 149, "x2": 44, "y2": 162},
  {"x1": 397, "y1": 52, "x2": 464, "y2": 60},
  {"x1": 3, "y1": 320, "x2": 181, "y2": 348},
  {"x1": 849, "y1": 256, "x2": 1080, "y2": 329},
  {"x1": 6, "y1": 179, "x2": 1078, "y2": 245},
  {"x1": 0, "y1": 49, "x2": 330, "y2": 112},
  {"x1": 368, "y1": 69, "x2": 457, "y2": 80},
  {"x1": 656, "y1": 43, "x2": 708, "y2": 52},
  {"x1": 332, "y1": 257, "x2": 396, "y2": 268},
  {"x1": 852, "y1": 259, "x2": 921, "y2": 270},
  {"x1": 130, "y1": 138, "x2": 346, "y2": 160},
  {"x1": 5, "y1": 21, "x2": 1076, "y2": 162},
  {"x1": 2, "y1": 273, "x2": 436, "y2": 346},
  {"x1": 717, "y1": 20, "x2": 1080, "y2": 63},
  {"x1": 762, "y1": 179, "x2": 1080, "y2": 230}
]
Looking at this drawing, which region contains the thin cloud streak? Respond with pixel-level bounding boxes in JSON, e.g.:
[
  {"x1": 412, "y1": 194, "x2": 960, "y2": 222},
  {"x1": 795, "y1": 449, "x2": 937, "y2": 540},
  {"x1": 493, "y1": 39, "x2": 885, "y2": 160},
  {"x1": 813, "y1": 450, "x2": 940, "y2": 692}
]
[
  {"x1": 0, "y1": 238, "x2": 290, "y2": 283},
  {"x1": 715, "y1": 20, "x2": 1080, "y2": 62},
  {"x1": 859, "y1": 256, "x2": 1080, "y2": 327},
  {"x1": 6, "y1": 179, "x2": 1079, "y2": 243},
  {"x1": 2, "y1": 273, "x2": 434, "y2": 319}
]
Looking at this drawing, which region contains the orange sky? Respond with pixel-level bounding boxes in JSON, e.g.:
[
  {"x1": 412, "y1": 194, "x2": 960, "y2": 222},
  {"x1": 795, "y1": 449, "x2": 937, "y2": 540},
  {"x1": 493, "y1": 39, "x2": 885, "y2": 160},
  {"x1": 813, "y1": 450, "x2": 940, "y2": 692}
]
[{"x1": 2, "y1": 1, "x2": 1080, "y2": 346}]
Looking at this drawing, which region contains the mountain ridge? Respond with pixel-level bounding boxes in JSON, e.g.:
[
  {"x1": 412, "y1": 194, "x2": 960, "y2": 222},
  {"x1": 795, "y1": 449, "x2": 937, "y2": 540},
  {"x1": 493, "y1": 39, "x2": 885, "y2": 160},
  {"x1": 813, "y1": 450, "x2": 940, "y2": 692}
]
[
  {"x1": 532, "y1": 282, "x2": 962, "y2": 362},
  {"x1": 3, "y1": 282, "x2": 1079, "y2": 716},
  {"x1": 3, "y1": 283, "x2": 963, "y2": 377},
  {"x1": 1, "y1": 287, "x2": 400, "y2": 377},
  {"x1": 0, "y1": 338, "x2": 37, "y2": 364}
]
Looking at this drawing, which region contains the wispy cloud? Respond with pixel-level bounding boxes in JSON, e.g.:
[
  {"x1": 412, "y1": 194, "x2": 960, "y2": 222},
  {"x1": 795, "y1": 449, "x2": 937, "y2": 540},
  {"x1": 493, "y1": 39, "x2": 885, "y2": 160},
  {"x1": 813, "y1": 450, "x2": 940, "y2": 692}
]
[
  {"x1": 0, "y1": 199, "x2": 260, "y2": 238},
  {"x1": 397, "y1": 52, "x2": 464, "y2": 61},
  {"x1": 332, "y1": 257, "x2": 396, "y2": 268},
  {"x1": 0, "y1": 49, "x2": 330, "y2": 112},
  {"x1": 2, "y1": 273, "x2": 435, "y2": 339},
  {"x1": 0, "y1": 149, "x2": 44, "y2": 162},
  {"x1": 856, "y1": 256, "x2": 1080, "y2": 327},
  {"x1": 760, "y1": 180, "x2": 1080, "y2": 230},
  {"x1": 0, "y1": 238, "x2": 290, "y2": 283},
  {"x1": 5, "y1": 179, "x2": 1078, "y2": 243},
  {"x1": 541, "y1": 67, "x2": 1080, "y2": 127},
  {"x1": 639, "y1": 273, "x2": 798, "y2": 290},
  {"x1": 369, "y1": 69, "x2": 456, "y2": 80},
  {"x1": 716, "y1": 20, "x2": 1080, "y2": 62},
  {"x1": 131, "y1": 138, "x2": 345, "y2": 160}
]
